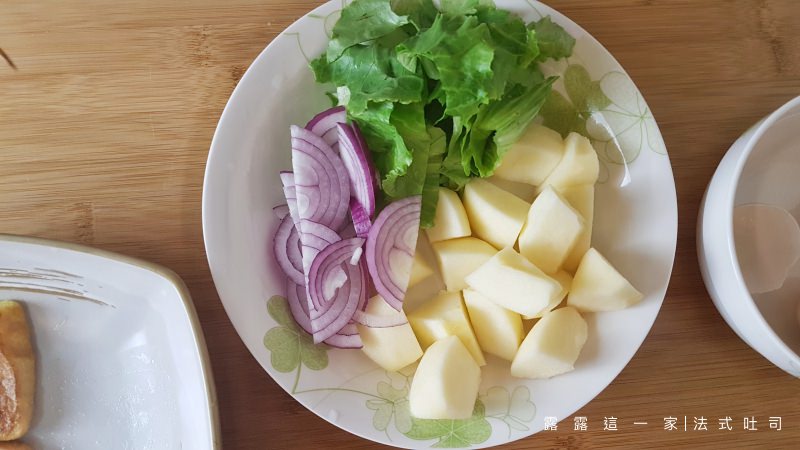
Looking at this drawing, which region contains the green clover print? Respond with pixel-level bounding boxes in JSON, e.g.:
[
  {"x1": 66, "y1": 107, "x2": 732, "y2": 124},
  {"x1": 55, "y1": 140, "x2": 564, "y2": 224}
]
[
  {"x1": 404, "y1": 399, "x2": 492, "y2": 448},
  {"x1": 367, "y1": 381, "x2": 413, "y2": 434},
  {"x1": 482, "y1": 386, "x2": 537, "y2": 438},
  {"x1": 584, "y1": 70, "x2": 665, "y2": 164},
  {"x1": 541, "y1": 63, "x2": 663, "y2": 168},
  {"x1": 263, "y1": 295, "x2": 328, "y2": 373},
  {"x1": 540, "y1": 64, "x2": 611, "y2": 139}
]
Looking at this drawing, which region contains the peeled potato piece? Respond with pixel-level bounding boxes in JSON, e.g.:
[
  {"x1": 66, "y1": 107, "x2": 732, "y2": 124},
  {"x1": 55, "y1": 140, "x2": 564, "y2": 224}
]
[
  {"x1": 511, "y1": 306, "x2": 588, "y2": 379},
  {"x1": 465, "y1": 247, "x2": 564, "y2": 318},
  {"x1": 539, "y1": 132, "x2": 599, "y2": 192},
  {"x1": 463, "y1": 289, "x2": 523, "y2": 361},
  {"x1": 524, "y1": 270, "x2": 573, "y2": 320},
  {"x1": 568, "y1": 248, "x2": 643, "y2": 312},
  {"x1": 408, "y1": 249, "x2": 435, "y2": 288},
  {"x1": 357, "y1": 296, "x2": 423, "y2": 372},
  {"x1": 407, "y1": 291, "x2": 486, "y2": 366},
  {"x1": 462, "y1": 179, "x2": 530, "y2": 250},
  {"x1": 518, "y1": 186, "x2": 585, "y2": 274},
  {"x1": 425, "y1": 188, "x2": 471, "y2": 243},
  {"x1": 559, "y1": 184, "x2": 595, "y2": 273},
  {"x1": 493, "y1": 124, "x2": 565, "y2": 186},
  {"x1": 486, "y1": 176, "x2": 538, "y2": 203},
  {"x1": 431, "y1": 237, "x2": 496, "y2": 292},
  {"x1": 409, "y1": 336, "x2": 481, "y2": 420}
]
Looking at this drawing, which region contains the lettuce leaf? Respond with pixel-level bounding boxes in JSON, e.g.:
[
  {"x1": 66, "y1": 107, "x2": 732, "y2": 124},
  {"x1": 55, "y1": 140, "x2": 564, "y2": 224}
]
[
  {"x1": 379, "y1": 102, "x2": 447, "y2": 227},
  {"x1": 529, "y1": 16, "x2": 575, "y2": 60},
  {"x1": 421, "y1": 126, "x2": 447, "y2": 226},
  {"x1": 326, "y1": 0, "x2": 410, "y2": 60},
  {"x1": 390, "y1": 0, "x2": 438, "y2": 30},
  {"x1": 401, "y1": 15, "x2": 496, "y2": 119},
  {"x1": 310, "y1": 0, "x2": 574, "y2": 226},
  {"x1": 313, "y1": 45, "x2": 425, "y2": 114},
  {"x1": 350, "y1": 102, "x2": 412, "y2": 190},
  {"x1": 439, "y1": 0, "x2": 493, "y2": 16}
]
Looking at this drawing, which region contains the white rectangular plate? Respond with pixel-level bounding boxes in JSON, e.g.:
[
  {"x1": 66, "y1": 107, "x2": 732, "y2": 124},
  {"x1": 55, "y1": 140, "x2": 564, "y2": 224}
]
[{"x1": 0, "y1": 234, "x2": 220, "y2": 450}]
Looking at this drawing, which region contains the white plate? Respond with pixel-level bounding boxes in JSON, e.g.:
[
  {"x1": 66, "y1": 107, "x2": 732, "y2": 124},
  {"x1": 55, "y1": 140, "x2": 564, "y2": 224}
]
[
  {"x1": 0, "y1": 234, "x2": 220, "y2": 450},
  {"x1": 203, "y1": 1, "x2": 677, "y2": 448}
]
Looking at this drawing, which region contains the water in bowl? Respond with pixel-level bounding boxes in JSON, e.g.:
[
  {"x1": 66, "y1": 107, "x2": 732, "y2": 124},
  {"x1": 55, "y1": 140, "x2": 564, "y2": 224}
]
[{"x1": 733, "y1": 109, "x2": 800, "y2": 356}]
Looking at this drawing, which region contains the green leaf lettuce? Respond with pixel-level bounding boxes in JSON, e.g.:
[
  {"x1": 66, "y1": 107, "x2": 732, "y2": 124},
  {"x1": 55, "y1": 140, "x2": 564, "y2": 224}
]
[{"x1": 310, "y1": 0, "x2": 575, "y2": 226}]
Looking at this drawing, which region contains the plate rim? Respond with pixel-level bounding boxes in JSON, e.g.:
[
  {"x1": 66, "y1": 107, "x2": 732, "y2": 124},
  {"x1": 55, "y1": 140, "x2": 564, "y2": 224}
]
[{"x1": 0, "y1": 232, "x2": 222, "y2": 450}]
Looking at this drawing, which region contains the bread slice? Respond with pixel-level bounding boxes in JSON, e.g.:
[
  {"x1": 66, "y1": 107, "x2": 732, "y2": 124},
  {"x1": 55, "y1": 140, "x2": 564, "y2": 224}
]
[
  {"x1": 0, "y1": 301, "x2": 35, "y2": 441},
  {"x1": 0, "y1": 442, "x2": 33, "y2": 450}
]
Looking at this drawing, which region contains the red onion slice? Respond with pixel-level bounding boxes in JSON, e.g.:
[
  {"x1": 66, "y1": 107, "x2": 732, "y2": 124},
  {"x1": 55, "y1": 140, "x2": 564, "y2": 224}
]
[
  {"x1": 273, "y1": 204, "x2": 290, "y2": 220},
  {"x1": 338, "y1": 123, "x2": 378, "y2": 218},
  {"x1": 337, "y1": 322, "x2": 359, "y2": 335},
  {"x1": 292, "y1": 126, "x2": 350, "y2": 231},
  {"x1": 349, "y1": 198, "x2": 372, "y2": 238},
  {"x1": 365, "y1": 196, "x2": 422, "y2": 311},
  {"x1": 280, "y1": 170, "x2": 294, "y2": 184},
  {"x1": 306, "y1": 106, "x2": 346, "y2": 153},
  {"x1": 308, "y1": 238, "x2": 367, "y2": 343},
  {"x1": 299, "y1": 220, "x2": 341, "y2": 257},
  {"x1": 280, "y1": 171, "x2": 300, "y2": 225},
  {"x1": 299, "y1": 219, "x2": 341, "y2": 245},
  {"x1": 289, "y1": 280, "x2": 362, "y2": 348},
  {"x1": 324, "y1": 321, "x2": 363, "y2": 348},
  {"x1": 352, "y1": 309, "x2": 408, "y2": 328},
  {"x1": 273, "y1": 214, "x2": 305, "y2": 285},
  {"x1": 339, "y1": 222, "x2": 357, "y2": 239},
  {"x1": 323, "y1": 332, "x2": 363, "y2": 349},
  {"x1": 298, "y1": 220, "x2": 341, "y2": 311},
  {"x1": 286, "y1": 280, "x2": 312, "y2": 334}
]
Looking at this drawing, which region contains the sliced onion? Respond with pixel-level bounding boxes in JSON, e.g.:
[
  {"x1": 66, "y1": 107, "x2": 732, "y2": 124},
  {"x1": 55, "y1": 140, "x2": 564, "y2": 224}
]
[
  {"x1": 273, "y1": 204, "x2": 290, "y2": 220},
  {"x1": 350, "y1": 293, "x2": 407, "y2": 328},
  {"x1": 308, "y1": 238, "x2": 367, "y2": 343},
  {"x1": 306, "y1": 106, "x2": 346, "y2": 152},
  {"x1": 289, "y1": 277, "x2": 362, "y2": 348},
  {"x1": 280, "y1": 170, "x2": 294, "y2": 186},
  {"x1": 292, "y1": 126, "x2": 350, "y2": 231},
  {"x1": 352, "y1": 309, "x2": 408, "y2": 328},
  {"x1": 365, "y1": 196, "x2": 421, "y2": 311},
  {"x1": 339, "y1": 222, "x2": 357, "y2": 239},
  {"x1": 324, "y1": 320, "x2": 363, "y2": 348},
  {"x1": 288, "y1": 259, "x2": 364, "y2": 349},
  {"x1": 298, "y1": 220, "x2": 341, "y2": 311},
  {"x1": 273, "y1": 214, "x2": 305, "y2": 285},
  {"x1": 285, "y1": 222, "x2": 365, "y2": 349},
  {"x1": 323, "y1": 331, "x2": 363, "y2": 349},
  {"x1": 350, "y1": 246, "x2": 363, "y2": 265},
  {"x1": 299, "y1": 220, "x2": 341, "y2": 257},
  {"x1": 349, "y1": 198, "x2": 372, "y2": 238},
  {"x1": 280, "y1": 171, "x2": 300, "y2": 225},
  {"x1": 286, "y1": 280, "x2": 312, "y2": 334},
  {"x1": 338, "y1": 123, "x2": 378, "y2": 218},
  {"x1": 337, "y1": 322, "x2": 358, "y2": 335}
]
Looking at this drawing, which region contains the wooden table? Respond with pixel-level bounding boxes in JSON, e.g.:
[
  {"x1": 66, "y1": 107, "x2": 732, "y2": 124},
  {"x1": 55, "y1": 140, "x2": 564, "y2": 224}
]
[{"x1": 1, "y1": 1, "x2": 798, "y2": 448}]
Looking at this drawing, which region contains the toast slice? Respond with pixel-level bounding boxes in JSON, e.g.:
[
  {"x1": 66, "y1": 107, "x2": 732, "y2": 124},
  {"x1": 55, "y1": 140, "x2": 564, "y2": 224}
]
[
  {"x1": 0, "y1": 301, "x2": 35, "y2": 441},
  {"x1": 0, "y1": 442, "x2": 33, "y2": 450}
]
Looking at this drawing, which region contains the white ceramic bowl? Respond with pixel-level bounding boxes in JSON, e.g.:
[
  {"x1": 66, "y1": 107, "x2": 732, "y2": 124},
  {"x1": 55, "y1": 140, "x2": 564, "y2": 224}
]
[
  {"x1": 203, "y1": 1, "x2": 677, "y2": 447},
  {"x1": 698, "y1": 95, "x2": 800, "y2": 378}
]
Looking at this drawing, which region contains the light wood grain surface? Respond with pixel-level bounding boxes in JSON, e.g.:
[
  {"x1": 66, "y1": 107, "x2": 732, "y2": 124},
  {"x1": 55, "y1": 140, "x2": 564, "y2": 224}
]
[{"x1": 1, "y1": 1, "x2": 798, "y2": 448}]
